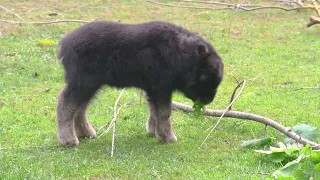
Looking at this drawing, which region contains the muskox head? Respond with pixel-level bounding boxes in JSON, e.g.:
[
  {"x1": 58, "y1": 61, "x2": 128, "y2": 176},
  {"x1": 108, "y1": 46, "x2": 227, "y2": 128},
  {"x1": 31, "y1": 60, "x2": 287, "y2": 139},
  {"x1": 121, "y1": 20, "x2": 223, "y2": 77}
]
[{"x1": 179, "y1": 42, "x2": 224, "y2": 105}]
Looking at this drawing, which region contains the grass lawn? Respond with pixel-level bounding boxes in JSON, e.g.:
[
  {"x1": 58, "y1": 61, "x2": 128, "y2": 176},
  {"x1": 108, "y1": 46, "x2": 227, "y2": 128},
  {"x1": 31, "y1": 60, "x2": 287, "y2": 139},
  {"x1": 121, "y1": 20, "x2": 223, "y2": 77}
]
[{"x1": 0, "y1": 0, "x2": 319, "y2": 179}]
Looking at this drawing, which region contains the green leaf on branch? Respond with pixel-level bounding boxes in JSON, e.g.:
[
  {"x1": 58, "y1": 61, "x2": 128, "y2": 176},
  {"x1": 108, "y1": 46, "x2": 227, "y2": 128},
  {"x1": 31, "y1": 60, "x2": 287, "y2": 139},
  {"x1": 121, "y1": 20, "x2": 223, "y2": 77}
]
[
  {"x1": 192, "y1": 101, "x2": 204, "y2": 116},
  {"x1": 254, "y1": 125, "x2": 320, "y2": 179},
  {"x1": 284, "y1": 124, "x2": 320, "y2": 145},
  {"x1": 276, "y1": 174, "x2": 295, "y2": 180},
  {"x1": 256, "y1": 143, "x2": 320, "y2": 179},
  {"x1": 272, "y1": 154, "x2": 304, "y2": 179},
  {"x1": 255, "y1": 142, "x2": 300, "y2": 163},
  {"x1": 294, "y1": 161, "x2": 313, "y2": 180},
  {"x1": 314, "y1": 163, "x2": 320, "y2": 179},
  {"x1": 267, "y1": 151, "x2": 289, "y2": 163},
  {"x1": 311, "y1": 151, "x2": 320, "y2": 164},
  {"x1": 241, "y1": 137, "x2": 275, "y2": 149}
]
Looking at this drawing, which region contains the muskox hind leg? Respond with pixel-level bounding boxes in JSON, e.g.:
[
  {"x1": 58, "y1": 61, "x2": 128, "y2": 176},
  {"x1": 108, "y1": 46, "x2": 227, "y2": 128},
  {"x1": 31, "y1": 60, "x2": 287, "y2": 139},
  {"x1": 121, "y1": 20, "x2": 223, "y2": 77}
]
[
  {"x1": 57, "y1": 83, "x2": 100, "y2": 147},
  {"x1": 57, "y1": 87, "x2": 79, "y2": 147},
  {"x1": 146, "y1": 99, "x2": 177, "y2": 143},
  {"x1": 146, "y1": 101, "x2": 156, "y2": 136},
  {"x1": 74, "y1": 100, "x2": 96, "y2": 139}
]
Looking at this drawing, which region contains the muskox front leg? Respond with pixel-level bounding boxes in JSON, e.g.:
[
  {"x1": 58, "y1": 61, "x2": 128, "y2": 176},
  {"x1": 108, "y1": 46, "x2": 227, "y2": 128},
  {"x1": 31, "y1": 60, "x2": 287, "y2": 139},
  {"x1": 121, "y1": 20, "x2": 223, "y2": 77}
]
[{"x1": 147, "y1": 100, "x2": 177, "y2": 143}]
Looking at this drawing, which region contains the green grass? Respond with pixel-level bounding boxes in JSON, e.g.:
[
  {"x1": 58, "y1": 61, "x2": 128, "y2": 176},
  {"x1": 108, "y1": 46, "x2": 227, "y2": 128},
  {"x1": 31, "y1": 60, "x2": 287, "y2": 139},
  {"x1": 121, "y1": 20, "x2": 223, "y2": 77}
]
[{"x1": 1, "y1": 0, "x2": 320, "y2": 179}]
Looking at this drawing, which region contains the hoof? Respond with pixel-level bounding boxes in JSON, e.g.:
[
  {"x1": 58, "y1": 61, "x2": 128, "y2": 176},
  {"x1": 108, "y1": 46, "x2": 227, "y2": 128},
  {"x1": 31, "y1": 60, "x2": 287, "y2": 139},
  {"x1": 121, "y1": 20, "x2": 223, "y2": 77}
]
[
  {"x1": 76, "y1": 130, "x2": 97, "y2": 139},
  {"x1": 59, "y1": 136, "x2": 79, "y2": 147},
  {"x1": 75, "y1": 125, "x2": 97, "y2": 139},
  {"x1": 156, "y1": 133, "x2": 177, "y2": 143}
]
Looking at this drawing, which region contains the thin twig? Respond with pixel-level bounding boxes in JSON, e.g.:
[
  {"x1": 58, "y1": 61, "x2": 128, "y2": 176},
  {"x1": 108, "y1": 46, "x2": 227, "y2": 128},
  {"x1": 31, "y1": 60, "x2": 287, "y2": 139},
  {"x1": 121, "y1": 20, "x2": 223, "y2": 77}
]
[
  {"x1": 228, "y1": 79, "x2": 244, "y2": 110},
  {"x1": 264, "y1": 125, "x2": 268, "y2": 138},
  {"x1": 0, "y1": 19, "x2": 90, "y2": 24},
  {"x1": 230, "y1": 67, "x2": 238, "y2": 75},
  {"x1": 97, "y1": 119, "x2": 116, "y2": 138},
  {"x1": 96, "y1": 102, "x2": 128, "y2": 136},
  {"x1": 236, "y1": 6, "x2": 299, "y2": 11},
  {"x1": 141, "y1": 0, "x2": 234, "y2": 10},
  {"x1": 111, "y1": 88, "x2": 125, "y2": 157},
  {"x1": 292, "y1": 86, "x2": 320, "y2": 90},
  {"x1": 227, "y1": 0, "x2": 244, "y2": 38},
  {"x1": 0, "y1": 5, "x2": 36, "y2": 31},
  {"x1": 111, "y1": 118, "x2": 117, "y2": 157},
  {"x1": 232, "y1": 76, "x2": 240, "y2": 86},
  {"x1": 143, "y1": 0, "x2": 299, "y2": 11},
  {"x1": 183, "y1": 0, "x2": 233, "y2": 6},
  {"x1": 172, "y1": 101, "x2": 320, "y2": 149},
  {"x1": 0, "y1": 145, "x2": 60, "y2": 150},
  {"x1": 184, "y1": 0, "x2": 279, "y2": 8},
  {"x1": 96, "y1": 89, "x2": 125, "y2": 156},
  {"x1": 97, "y1": 88, "x2": 126, "y2": 137},
  {"x1": 248, "y1": 74, "x2": 261, "y2": 82},
  {"x1": 199, "y1": 80, "x2": 247, "y2": 148},
  {"x1": 0, "y1": 5, "x2": 26, "y2": 22},
  {"x1": 276, "y1": 0, "x2": 299, "y2": 6}
]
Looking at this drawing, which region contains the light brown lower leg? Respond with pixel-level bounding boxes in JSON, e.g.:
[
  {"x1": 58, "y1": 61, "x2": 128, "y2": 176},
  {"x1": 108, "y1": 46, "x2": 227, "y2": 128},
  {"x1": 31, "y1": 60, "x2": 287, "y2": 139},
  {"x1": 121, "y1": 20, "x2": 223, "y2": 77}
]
[
  {"x1": 57, "y1": 88, "x2": 79, "y2": 147},
  {"x1": 154, "y1": 103, "x2": 177, "y2": 143},
  {"x1": 146, "y1": 101, "x2": 157, "y2": 136},
  {"x1": 74, "y1": 101, "x2": 96, "y2": 138}
]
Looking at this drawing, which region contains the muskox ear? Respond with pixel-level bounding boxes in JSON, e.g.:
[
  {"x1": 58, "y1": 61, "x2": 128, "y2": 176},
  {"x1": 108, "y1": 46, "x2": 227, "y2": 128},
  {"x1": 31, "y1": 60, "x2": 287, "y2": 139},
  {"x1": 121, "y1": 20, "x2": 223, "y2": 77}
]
[{"x1": 198, "y1": 43, "x2": 210, "y2": 57}]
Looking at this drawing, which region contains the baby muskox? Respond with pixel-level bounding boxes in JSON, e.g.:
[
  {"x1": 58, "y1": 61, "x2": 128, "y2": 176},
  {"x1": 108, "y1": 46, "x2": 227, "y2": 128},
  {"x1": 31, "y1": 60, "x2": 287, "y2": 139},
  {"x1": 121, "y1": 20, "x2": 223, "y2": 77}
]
[{"x1": 56, "y1": 20, "x2": 224, "y2": 147}]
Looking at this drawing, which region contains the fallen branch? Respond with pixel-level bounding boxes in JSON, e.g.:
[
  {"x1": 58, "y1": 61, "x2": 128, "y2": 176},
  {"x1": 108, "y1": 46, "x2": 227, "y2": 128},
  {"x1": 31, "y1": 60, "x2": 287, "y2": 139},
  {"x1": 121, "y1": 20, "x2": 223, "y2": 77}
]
[
  {"x1": 143, "y1": 0, "x2": 299, "y2": 12},
  {"x1": 184, "y1": 0, "x2": 300, "y2": 11},
  {"x1": 295, "y1": 0, "x2": 320, "y2": 26},
  {"x1": 312, "y1": 0, "x2": 320, "y2": 16},
  {"x1": 0, "y1": 19, "x2": 90, "y2": 24},
  {"x1": 307, "y1": 15, "x2": 320, "y2": 27},
  {"x1": 143, "y1": 0, "x2": 320, "y2": 27},
  {"x1": 2, "y1": 1, "x2": 318, "y2": 27},
  {"x1": 295, "y1": 0, "x2": 318, "y2": 10},
  {"x1": 172, "y1": 101, "x2": 320, "y2": 149}
]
